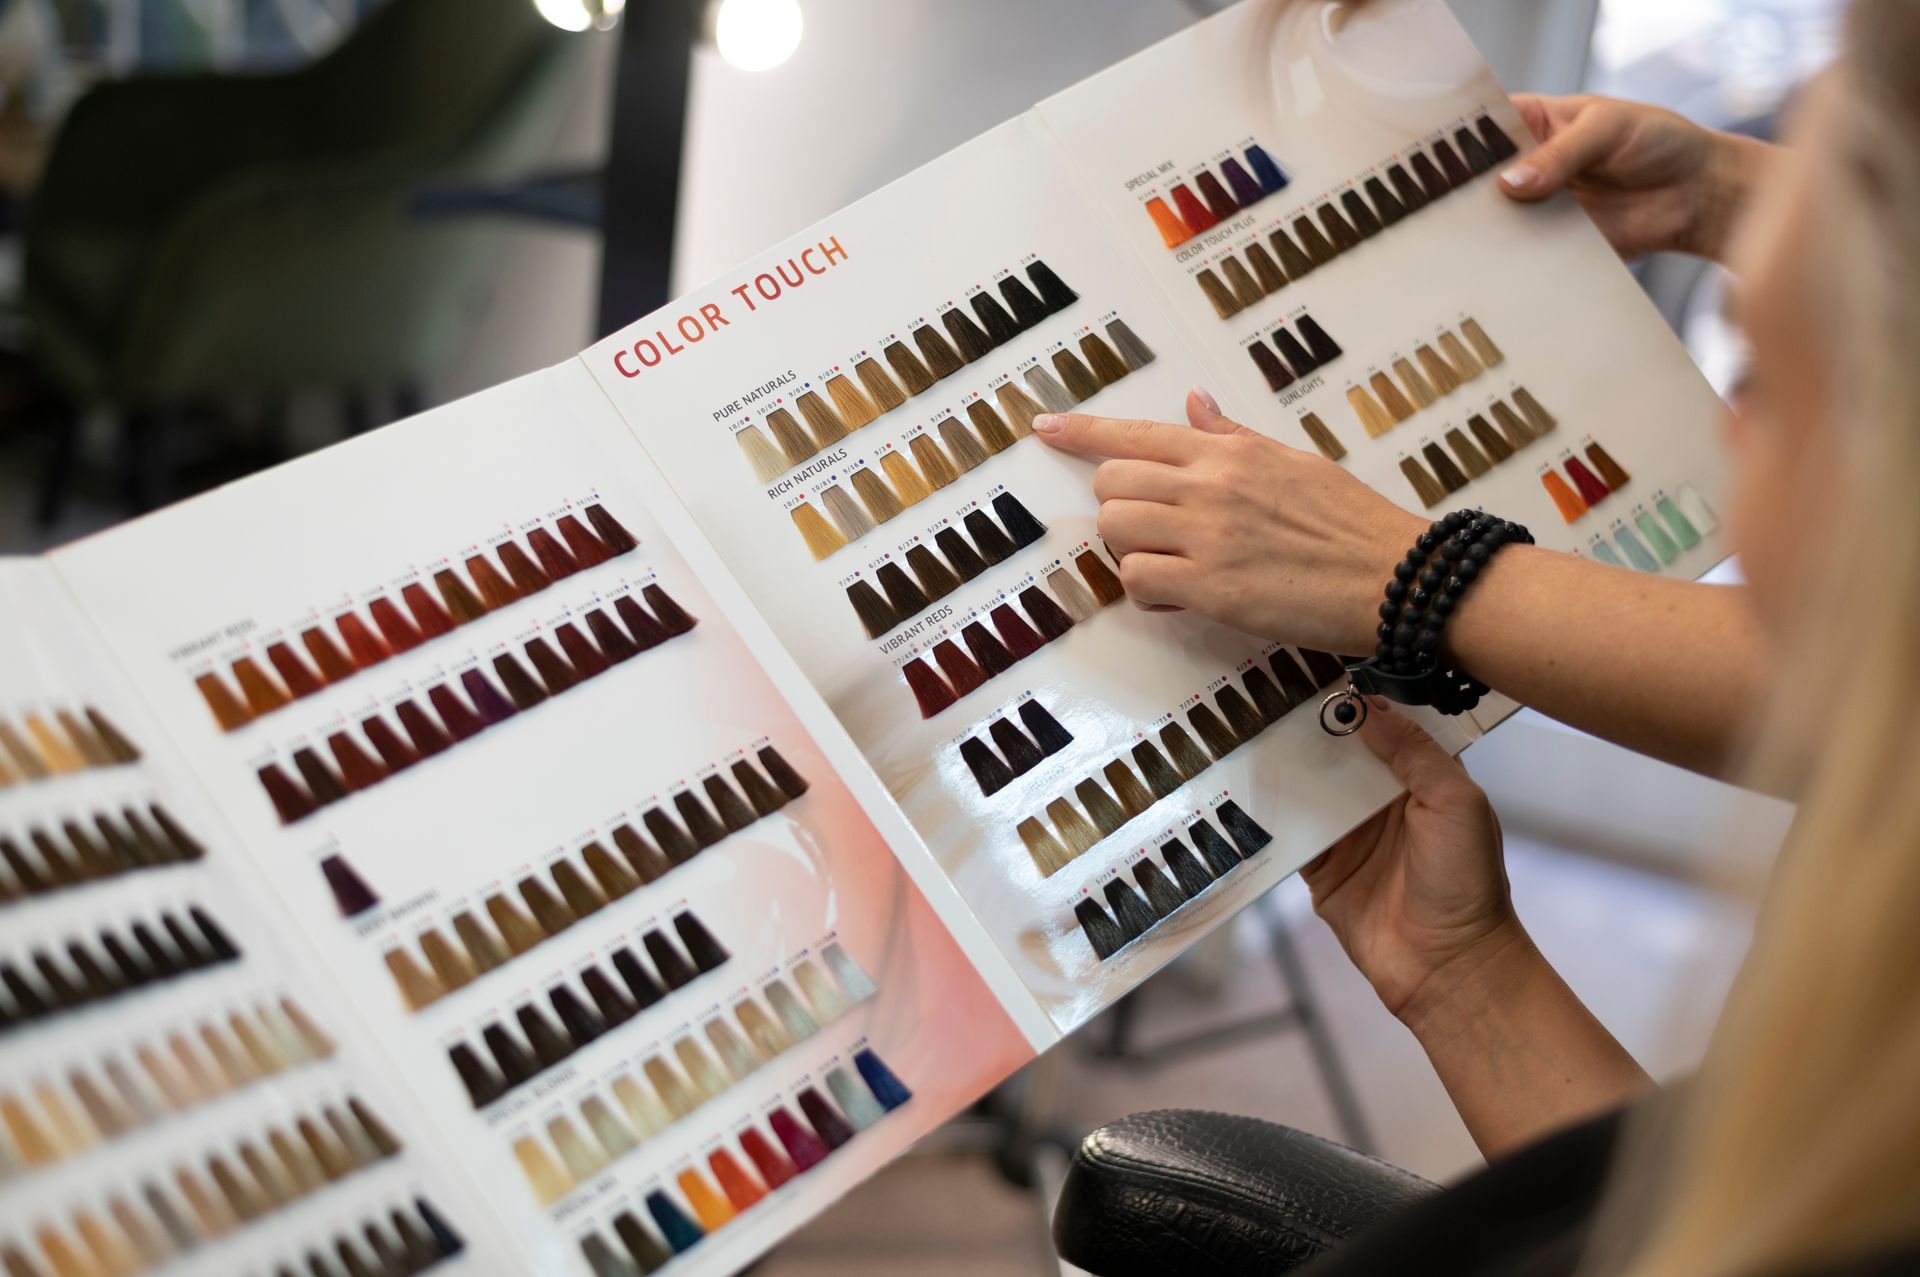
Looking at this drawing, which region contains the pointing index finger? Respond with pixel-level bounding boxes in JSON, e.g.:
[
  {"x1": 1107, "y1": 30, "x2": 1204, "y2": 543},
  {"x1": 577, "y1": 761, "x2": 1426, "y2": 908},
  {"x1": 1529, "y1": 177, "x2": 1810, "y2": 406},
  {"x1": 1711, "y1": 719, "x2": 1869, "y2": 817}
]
[{"x1": 1032, "y1": 413, "x2": 1201, "y2": 464}]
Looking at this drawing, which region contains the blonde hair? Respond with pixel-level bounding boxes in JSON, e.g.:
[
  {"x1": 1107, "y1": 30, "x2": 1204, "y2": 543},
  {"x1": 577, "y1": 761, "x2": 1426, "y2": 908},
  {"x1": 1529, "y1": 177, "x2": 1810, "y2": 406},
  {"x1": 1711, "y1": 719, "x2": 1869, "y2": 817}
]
[{"x1": 1615, "y1": 2, "x2": 1920, "y2": 1271}]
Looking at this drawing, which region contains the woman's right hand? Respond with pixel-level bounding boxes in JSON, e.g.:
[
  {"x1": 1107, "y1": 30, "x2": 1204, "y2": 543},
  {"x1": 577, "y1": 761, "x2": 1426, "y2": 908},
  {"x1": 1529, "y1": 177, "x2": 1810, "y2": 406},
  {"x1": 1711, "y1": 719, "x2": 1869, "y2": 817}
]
[
  {"x1": 1301, "y1": 702, "x2": 1537, "y2": 1031},
  {"x1": 1499, "y1": 93, "x2": 1774, "y2": 263}
]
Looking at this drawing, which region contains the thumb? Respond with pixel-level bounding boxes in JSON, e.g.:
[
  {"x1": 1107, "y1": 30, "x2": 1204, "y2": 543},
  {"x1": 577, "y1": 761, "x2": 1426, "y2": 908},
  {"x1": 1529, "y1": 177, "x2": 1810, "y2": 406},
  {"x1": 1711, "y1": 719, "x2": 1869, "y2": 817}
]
[
  {"x1": 1353, "y1": 700, "x2": 1465, "y2": 797},
  {"x1": 1498, "y1": 103, "x2": 1625, "y2": 201},
  {"x1": 1186, "y1": 387, "x2": 1257, "y2": 436}
]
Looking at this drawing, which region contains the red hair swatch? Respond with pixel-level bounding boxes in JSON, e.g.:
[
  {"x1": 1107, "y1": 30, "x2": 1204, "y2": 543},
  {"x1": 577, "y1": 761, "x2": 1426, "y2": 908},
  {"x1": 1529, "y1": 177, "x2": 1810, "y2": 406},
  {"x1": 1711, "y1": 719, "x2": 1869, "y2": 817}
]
[
  {"x1": 327, "y1": 731, "x2": 389, "y2": 792},
  {"x1": 740, "y1": 1128, "x2": 797, "y2": 1189},
  {"x1": 394, "y1": 699, "x2": 453, "y2": 758},
  {"x1": 526, "y1": 528, "x2": 581, "y2": 581},
  {"x1": 902, "y1": 659, "x2": 957, "y2": 718},
  {"x1": 523, "y1": 638, "x2": 579, "y2": 695},
  {"x1": 266, "y1": 641, "x2": 324, "y2": 698},
  {"x1": 932, "y1": 640, "x2": 986, "y2": 696},
  {"x1": 367, "y1": 597, "x2": 425, "y2": 653},
  {"x1": 1565, "y1": 457, "x2": 1611, "y2": 507},
  {"x1": 768, "y1": 1107, "x2": 829, "y2": 1172},
  {"x1": 335, "y1": 612, "x2": 392, "y2": 670},
  {"x1": 426, "y1": 684, "x2": 487, "y2": 741},
  {"x1": 302, "y1": 626, "x2": 357, "y2": 683},
  {"x1": 361, "y1": 714, "x2": 421, "y2": 773},
  {"x1": 554, "y1": 623, "x2": 610, "y2": 681},
  {"x1": 585, "y1": 503, "x2": 639, "y2": 555},
  {"x1": 258, "y1": 763, "x2": 317, "y2": 823},
  {"x1": 990, "y1": 604, "x2": 1044, "y2": 660},
  {"x1": 196, "y1": 673, "x2": 252, "y2": 731},
  {"x1": 496, "y1": 543, "x2": 551, "y2": 596},
  {"x1": 1169, "y1": 183, "x2": 1217, "y2": 233},
  {"x1": 554, "y1": 515, "x2": 612, "y2": 568},
  {"x1": 642, "y1": 584, "x2": 696, "y2": 636},
  {"x1": 400, "y1": 582, "x2": 456, "y2": 638},
  {"x1": 466, "y1": 555, "x2": 520, "y2": 610},
  {"x1": 961, "y1": 622, "x2": 1015, "y2": 677},
  {"x1": 614, "y1": 596, "x2": 669, "y2": 651}
]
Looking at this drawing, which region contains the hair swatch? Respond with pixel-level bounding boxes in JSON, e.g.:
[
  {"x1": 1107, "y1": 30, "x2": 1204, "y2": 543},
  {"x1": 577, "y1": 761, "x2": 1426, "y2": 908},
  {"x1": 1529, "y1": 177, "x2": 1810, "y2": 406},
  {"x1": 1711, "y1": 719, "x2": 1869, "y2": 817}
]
[
  {"x1": 1071, "y1": 805, "x2": 1272, "y2": 961},
  {"x1": 1298, "y1": 412, "x2": 1345, "y2": 461},
  {"x1": 0, "y1": 801, "x2": 205, "y2": 903}
]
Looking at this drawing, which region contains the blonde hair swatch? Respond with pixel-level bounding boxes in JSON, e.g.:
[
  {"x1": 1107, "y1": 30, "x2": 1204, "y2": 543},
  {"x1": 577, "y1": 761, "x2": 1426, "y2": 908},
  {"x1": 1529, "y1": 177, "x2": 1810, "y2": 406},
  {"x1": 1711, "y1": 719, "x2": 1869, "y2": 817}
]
[
  {"x1": 938, "y1": 416, "x2": 991, "y2": 472},
  {"x1": 1394, "y1": 357, "x2": 1438, "y2": 408},
  {"x1": 1047, "y1": 799, "x2": 1102, "y2": 859},
  {"x1": 819, "y1": 485, "x2": 875, "y2": 541},
  {"x1": 880, "y1": 451, "x2": 932, "y2": 506},
  {"x1": 1459, "y1": 317, "x2": 1503, "y2": 367},
  {"x1": 909, "y1": 434, "x2": 961, "y2": 489},
  {"x1": 849, "y1": 468, "x2": 905, "y2": 524},
  {"x1": 855, "y1": 357, "x2": 907, "y2": 412},
  {"x1": 966, "y1": 401, "x2": 1017, "y2": 453},
  {"x1": 795, "y1": 391, "x2": 850, "y2": 449},
  {"x1": 1347, "y1": 385, "x2": 1396, "y2": 438},
  {"x1": 1024, "y1": 366, "x2": 1076, "y2": 413},
  {"x1": 1415, "y1": 344, "x2": 1461, "y2": 394},
  {"x1": 1490, "y1": 400, "x2": 1535, "y2": 449},
  {"x1": 1437, "y1": 331, "x2": 1484, "y2": 381},
  {"x1": 735, "y1": 426, "x2": 788, "y2": 482},
  {"x1": 995, "y1": 383, "x2": 1044, "y2": 437},
  {"x1": 1370, "y1": 371, "x2": 1417, "y2": 422},
  {"x1": 790, "y1": 503, "x2": 847, "y2": 560},
  {"x1": 1018, "y1": 817, "x2": 1077, "y2": 876},
  {"x1": 1512, "y1": 386, "x2": 1556, "y2": 435},
  {"x1": 826, "y1": 375, "x2": 879, "y2": 429},
  {"x1": 766, "y1": 408, "x2": 816, "y2": 466},
  {"x1": 1047, "y1": 568, "x2": 1099, "y2": 621}
]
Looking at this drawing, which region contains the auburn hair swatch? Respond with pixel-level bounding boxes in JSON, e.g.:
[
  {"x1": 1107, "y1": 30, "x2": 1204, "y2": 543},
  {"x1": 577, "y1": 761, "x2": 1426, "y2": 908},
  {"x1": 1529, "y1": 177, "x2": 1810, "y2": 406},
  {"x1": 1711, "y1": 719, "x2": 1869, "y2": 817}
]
[
  {"x1": 789, "y1": 317, "x2": 1153, "y2": 561},
  {"x1": 1072, "y1": 801, "x2": 1274, "y2": 960},
  {"x1": 191, "y1": 503, "x2": 641, "y2": 733},
  {"x1": 1189, "y1": 113, "x2": 1517, "y2": 317},
  {"x1": 255, "y1": 583, "x2": 696, "y2": 824}
]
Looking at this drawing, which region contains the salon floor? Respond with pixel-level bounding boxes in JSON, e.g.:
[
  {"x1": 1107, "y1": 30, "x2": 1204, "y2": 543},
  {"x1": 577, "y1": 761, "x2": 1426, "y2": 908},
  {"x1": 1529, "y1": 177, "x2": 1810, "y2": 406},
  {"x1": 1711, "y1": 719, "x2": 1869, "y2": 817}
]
[{"x1": 753, "y1": 817, "x2": 1760, "y2": 1277}]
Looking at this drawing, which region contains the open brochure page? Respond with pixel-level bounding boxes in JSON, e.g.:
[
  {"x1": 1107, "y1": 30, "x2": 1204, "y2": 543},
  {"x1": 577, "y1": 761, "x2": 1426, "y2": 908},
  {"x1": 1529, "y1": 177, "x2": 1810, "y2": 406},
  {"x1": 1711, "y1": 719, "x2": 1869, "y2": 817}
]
[{"x1": 51, "y1": 365, "x2": 1032, "y2": 1276}]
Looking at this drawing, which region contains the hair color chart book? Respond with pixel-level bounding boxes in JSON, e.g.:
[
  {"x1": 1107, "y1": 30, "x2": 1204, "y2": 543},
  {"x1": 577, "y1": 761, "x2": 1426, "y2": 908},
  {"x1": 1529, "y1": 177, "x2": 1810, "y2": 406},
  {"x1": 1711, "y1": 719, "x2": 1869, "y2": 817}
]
[
  {"x1": 0, "y1": 559, "x2": 513, "y2": 1277},
  {"x1": 46, "y1": 365, "x2": 1037, "y2": 1276},
  {"x1": 580, "y1": 0, "x2": 1727, "y2": 1038},
  {"x1": 5, "y1": 2, "x2": 1732, "y2": 1274}
]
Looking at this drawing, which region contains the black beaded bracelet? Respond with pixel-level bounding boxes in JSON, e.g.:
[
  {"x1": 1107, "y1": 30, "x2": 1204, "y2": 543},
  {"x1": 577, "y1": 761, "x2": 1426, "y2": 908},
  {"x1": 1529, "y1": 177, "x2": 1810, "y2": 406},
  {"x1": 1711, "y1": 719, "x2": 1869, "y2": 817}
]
[{"x1": 1320, "y1": 509, "x2": 1532, "y2": 735}]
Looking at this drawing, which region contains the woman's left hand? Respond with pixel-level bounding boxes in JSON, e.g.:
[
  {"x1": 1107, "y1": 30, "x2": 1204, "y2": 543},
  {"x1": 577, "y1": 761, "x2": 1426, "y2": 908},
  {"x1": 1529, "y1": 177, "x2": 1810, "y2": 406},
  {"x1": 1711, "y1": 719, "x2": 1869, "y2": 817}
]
[{"x1": 1033, "y1": 390, "x2": 1425, "y2": 653}]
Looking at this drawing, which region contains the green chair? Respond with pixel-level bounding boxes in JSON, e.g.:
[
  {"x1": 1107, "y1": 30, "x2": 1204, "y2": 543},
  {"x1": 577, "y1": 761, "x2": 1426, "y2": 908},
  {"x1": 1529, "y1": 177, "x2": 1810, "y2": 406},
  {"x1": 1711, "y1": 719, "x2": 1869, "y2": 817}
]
[{"x1": 24, "y1": 0, "x2": 584, "y2": 517}]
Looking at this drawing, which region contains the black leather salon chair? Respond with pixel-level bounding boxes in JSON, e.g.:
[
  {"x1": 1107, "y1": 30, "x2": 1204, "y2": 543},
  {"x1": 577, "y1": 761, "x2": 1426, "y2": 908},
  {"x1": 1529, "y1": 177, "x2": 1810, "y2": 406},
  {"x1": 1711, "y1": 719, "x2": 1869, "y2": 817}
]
[{"x1": 1053, "y1": 1109, "x2": 1436, "y2": 1275}]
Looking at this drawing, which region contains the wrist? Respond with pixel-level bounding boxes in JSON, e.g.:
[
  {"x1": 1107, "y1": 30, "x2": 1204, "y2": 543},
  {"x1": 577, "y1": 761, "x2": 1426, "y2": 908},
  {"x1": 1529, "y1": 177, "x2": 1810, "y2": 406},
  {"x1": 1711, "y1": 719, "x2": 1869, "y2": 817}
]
[
  {"x1": 1683, "y1": 131, "x2": 1779, "y2": 262},
  {"x1": 1338, "y1": 506, "x2": 1428, "y2": 654},
  {"x1": 1394, "y1": 918, "x2": 1543, "y2": 1042}
]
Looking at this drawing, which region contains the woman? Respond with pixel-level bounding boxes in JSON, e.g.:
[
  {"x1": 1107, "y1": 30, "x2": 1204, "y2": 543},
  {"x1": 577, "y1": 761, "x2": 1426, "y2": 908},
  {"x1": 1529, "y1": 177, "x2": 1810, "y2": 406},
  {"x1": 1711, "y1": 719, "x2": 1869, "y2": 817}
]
[{"x1": 1040, "y1": 3, "x2": 1920, "y2": 1271}]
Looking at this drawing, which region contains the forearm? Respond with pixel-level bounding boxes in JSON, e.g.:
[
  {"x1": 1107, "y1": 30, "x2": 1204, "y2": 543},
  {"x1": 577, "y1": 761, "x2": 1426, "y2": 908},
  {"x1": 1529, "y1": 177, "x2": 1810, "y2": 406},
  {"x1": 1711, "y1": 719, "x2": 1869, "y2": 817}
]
[
  {"x1": 1439, "y1": 545, "x2": 1770, "y2": 777},
  {"x1": 1402, "y1": 927, "x2": 1651, "y2": 1161},
  {"x1": 1685, "y1": 131, "x2": 1785, "y2": 263}
]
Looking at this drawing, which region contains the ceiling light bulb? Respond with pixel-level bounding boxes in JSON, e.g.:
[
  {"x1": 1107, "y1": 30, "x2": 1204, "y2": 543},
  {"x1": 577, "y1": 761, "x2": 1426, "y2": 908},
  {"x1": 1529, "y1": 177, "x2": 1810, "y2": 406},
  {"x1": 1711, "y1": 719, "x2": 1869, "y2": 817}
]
[
  {"x1": 714, "y1": 0, "x2": 803, "y2": 71},
  {"x1": 532, "y1": 0, "x2": 625, "y2": 33}
]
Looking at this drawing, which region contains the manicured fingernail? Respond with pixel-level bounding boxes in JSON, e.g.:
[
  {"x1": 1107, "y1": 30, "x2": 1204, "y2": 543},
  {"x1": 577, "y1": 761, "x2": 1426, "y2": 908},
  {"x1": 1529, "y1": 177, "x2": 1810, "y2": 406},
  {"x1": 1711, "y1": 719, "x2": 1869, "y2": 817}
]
[
  {"x1": 1500, "y1": 163, "x2": 1537, "y2": 190},
  {"x1": 1193, "y1": 386, "x2": 1220, "y2": 414},
  {"x1": 1033, "y1": 414, "x2": 1065, "y2": 433}
]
